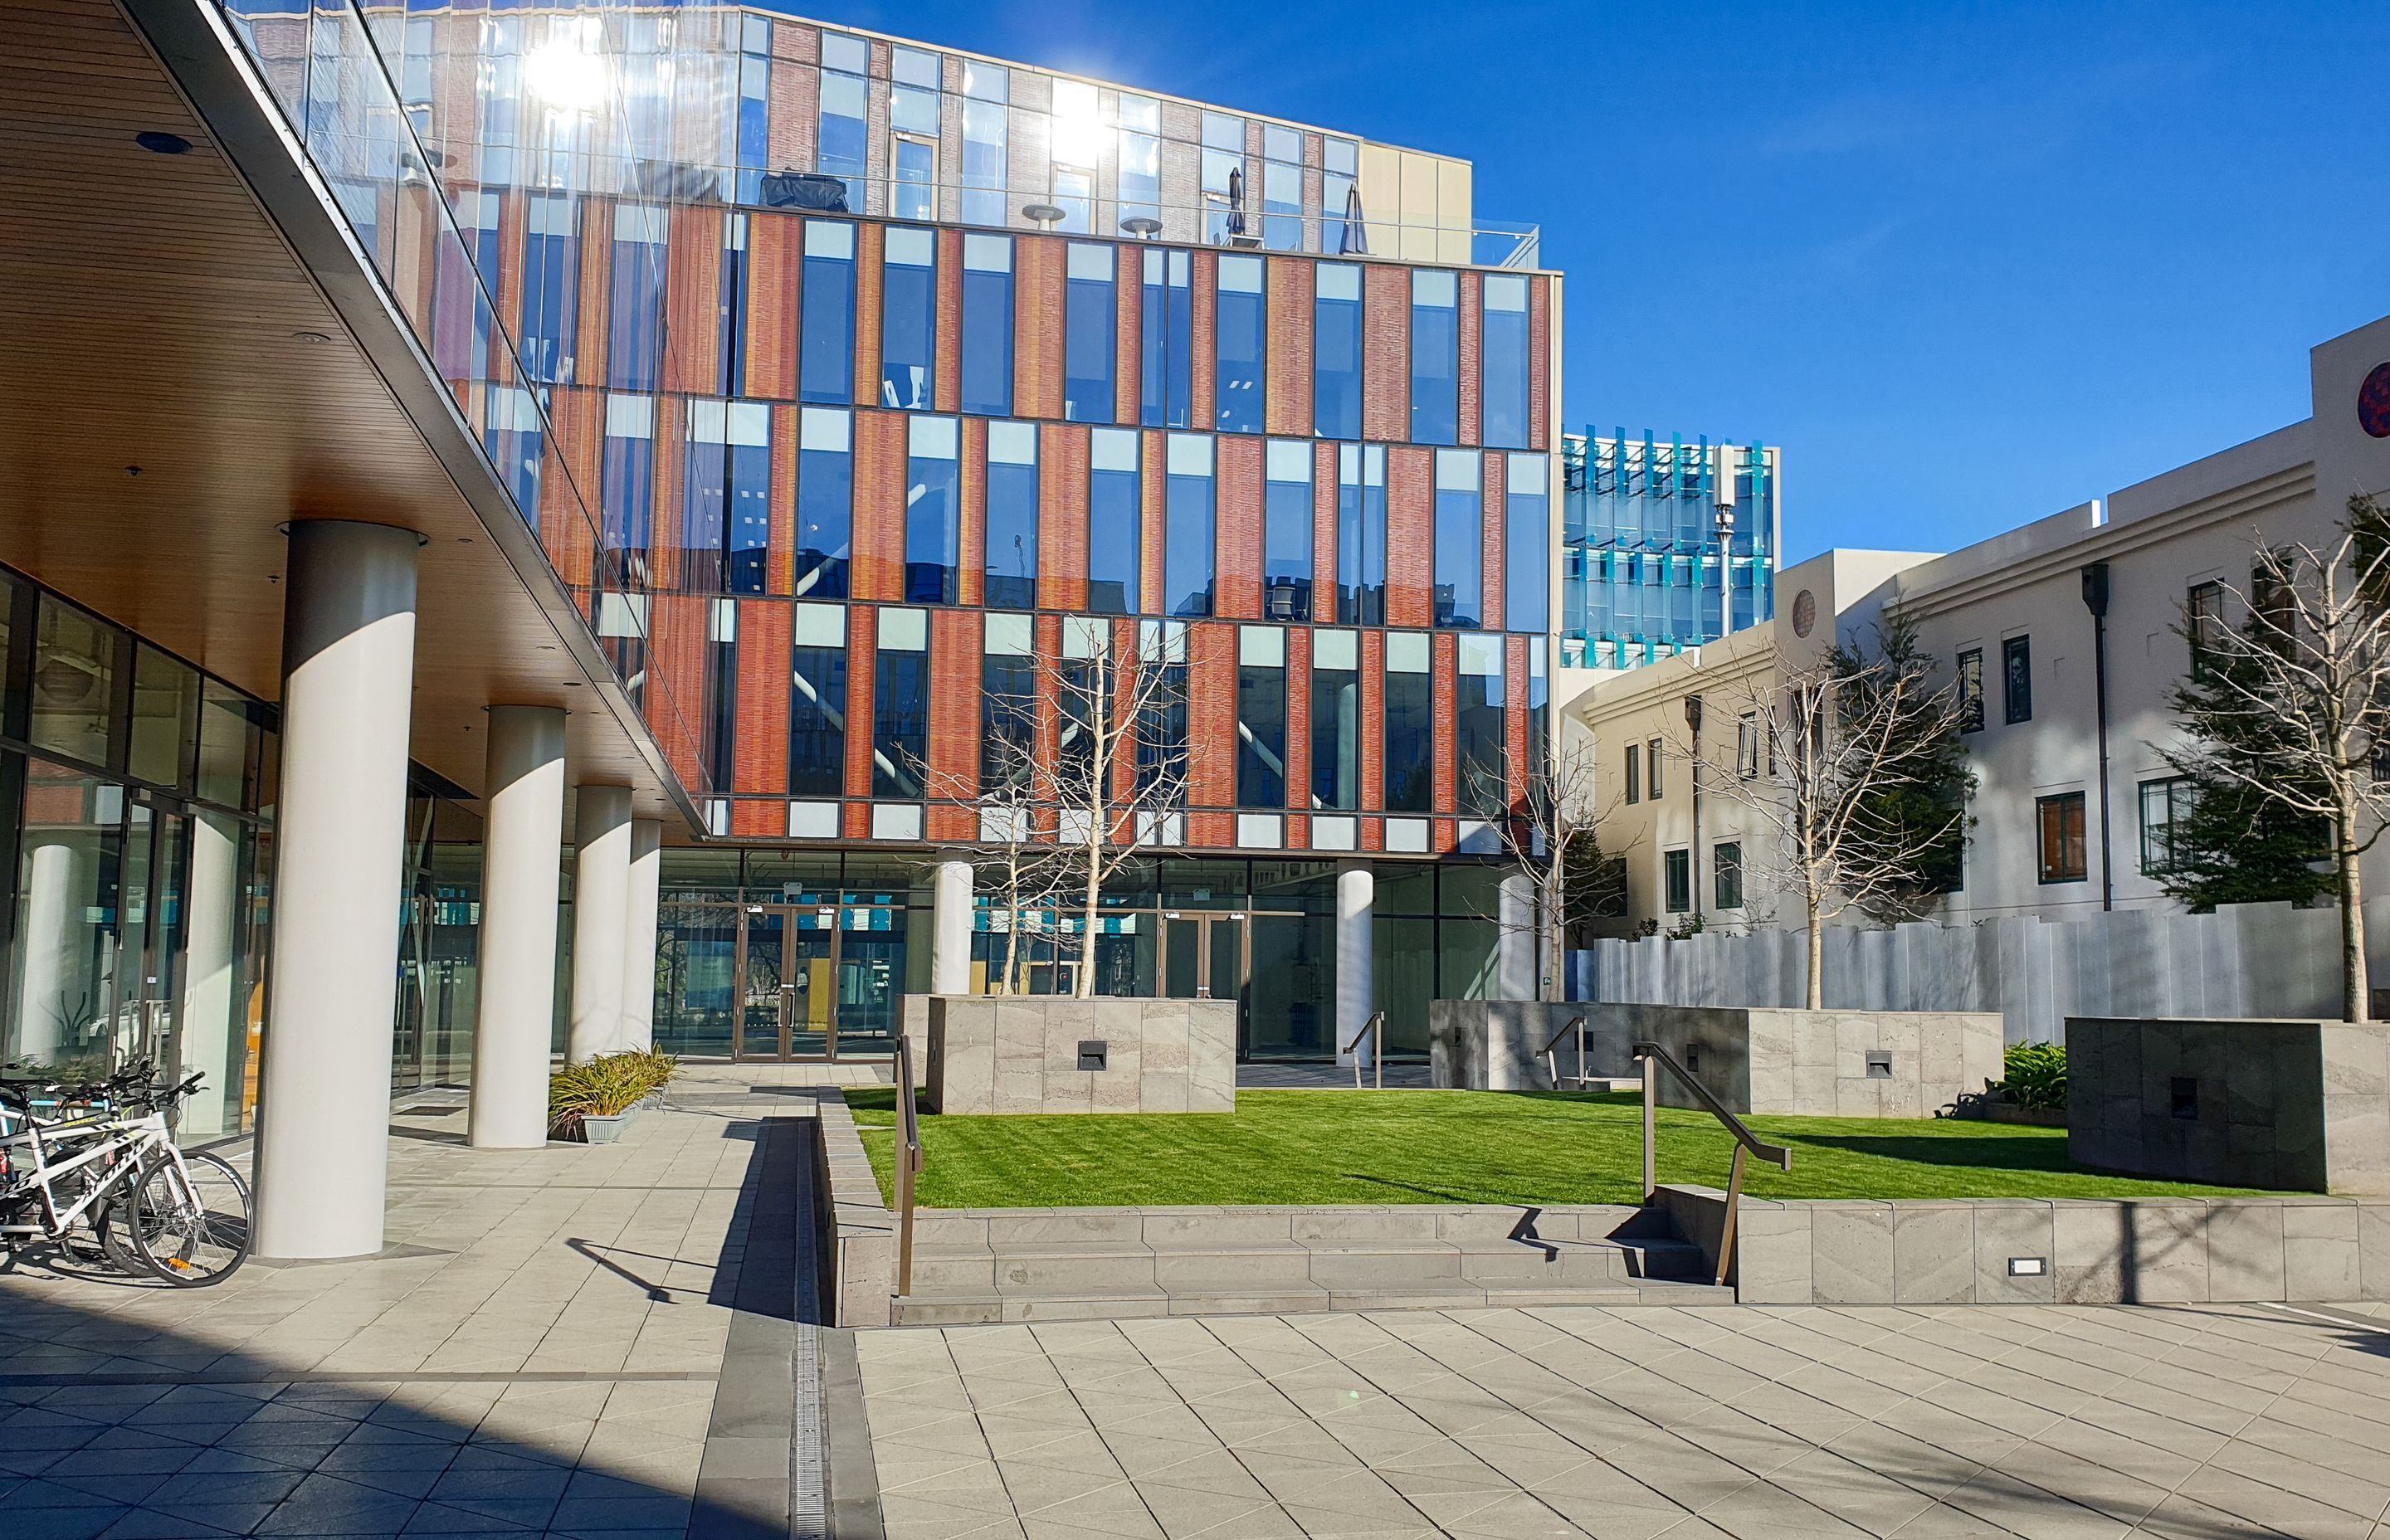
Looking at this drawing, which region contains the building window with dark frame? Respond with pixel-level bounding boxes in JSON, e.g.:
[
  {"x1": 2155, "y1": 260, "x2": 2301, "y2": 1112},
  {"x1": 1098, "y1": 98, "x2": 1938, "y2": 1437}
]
[
  {"x1": 1383, "y1": 631, "x2": 1433, "y2": 813},
  {"x1": 1956, "y1": 648, "x2": 1984, "y2": 732},
  {"x1": 1645, "y1": 738, "x2": 1663, "y2": 800},
  {"x1": 1313, "y1": 262, "x2": 1363, "y2": 441},
  {"x1": 1712, "y1": 841, "x2": 1743, "y2": 911},
  {"x1": 2139, "y1": 776, "x2": 2193, "y2": 875},
  {"x1": 2002, "y1": 635, "x2": 2032, "y2": 724},
  {"x1": 1214, "y1": 255, "x2": 1266, "y2": 434},
  {"x1": 2037, "y1": 790, "x2": 2086, "y2": 883},
  {"x1": 1235, "y1": 626, "x2": 1287, "y2": 808},
  {"x1": 1623, "y1": 741, "x2": 1640, "y2": 805},
  {"x1": 1062, "y1": 242, "x2": 1117, "y2": 423},
  {"x1": 2187, "y1": 580, "x2": 2225, "y2": 679},
  {"x1": 1736, "y1": 712, "x2": 1759, "y2": 778},
  {"x1": 1663, "y1": 848, "x2": 1691, "y2": 914},
  {"x1": 960, "y1": 233, "x2": 1014, "y2": 417}
]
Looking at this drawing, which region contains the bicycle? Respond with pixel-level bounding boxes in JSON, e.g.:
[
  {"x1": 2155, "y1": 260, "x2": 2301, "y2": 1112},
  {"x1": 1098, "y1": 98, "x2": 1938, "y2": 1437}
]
[{"x1": 0, "y1": 1065, "x2": 251, "y2": 1286}]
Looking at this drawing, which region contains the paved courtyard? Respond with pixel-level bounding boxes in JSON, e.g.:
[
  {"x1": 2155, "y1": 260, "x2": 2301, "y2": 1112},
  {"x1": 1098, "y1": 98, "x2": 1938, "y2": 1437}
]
[
  {"x1": 857, "y1": 1299, "x2": 2390, "y2": 1540},
  {"x1": 0, "y1": 1065, "x2": 838, "y2": 1539}
]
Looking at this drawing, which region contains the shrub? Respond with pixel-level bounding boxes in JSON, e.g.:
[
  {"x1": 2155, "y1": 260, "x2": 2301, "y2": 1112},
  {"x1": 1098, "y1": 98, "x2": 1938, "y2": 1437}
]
[{"x1": 1990, "y1": 1040, "x2": 2066, "y2": 1112}]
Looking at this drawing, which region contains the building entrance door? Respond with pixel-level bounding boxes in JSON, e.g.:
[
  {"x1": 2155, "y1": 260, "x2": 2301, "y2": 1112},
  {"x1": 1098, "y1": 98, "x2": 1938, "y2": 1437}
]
[
  {"x1": 730, "y1": 904, "x2": 854, "y2": 1062},
  {"x1": 1159, "y1": 911, "x2": 1245, "y2": 1005}
]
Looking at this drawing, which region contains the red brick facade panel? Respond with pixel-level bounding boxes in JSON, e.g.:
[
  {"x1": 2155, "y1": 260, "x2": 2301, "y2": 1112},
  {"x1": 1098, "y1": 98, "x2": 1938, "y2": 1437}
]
[
  {"x1": 646, "y1": 593, "x2": 708, "y2": 792},
  {"x1": 661, "y1": 206, "x2": 724, "y2": 397},
  {"x1": 766, "y1": 56, "x2": 818, "y2": 173},
  {"x1": 852, "y1": 221, "x2": 885, "y2": 408},
  {"x1": 1362, "y1": 264, "x2": 1409, "y2": 441},
  {"x1": 1032, "y1": 613, "x2": 1064, "y2": 773},
  {"x1": 1139, "y1": 431, "x2": 1168, "y2": 620},
  {"x1": 1480, "y1": 448, "x2": 1507, "y2": 632},
  {"x1": 1383, "y1": 446, "x2": 1434, "y2": 628},
  {"x1": 1187, "y1": 621, "x2": 1235, "y2": 809},
  {"x1": 493, "y1": 191, "x2": 527, "y2": 345},
  {"x1": 573, "y1": 198, "x2": 614, "y2": 387},
  {"x1": 1505, "y1": 632, "x2": 1532, "y2": 816},
  {"x1": 1529, "y1": 275, "x2": 1550, "y2": 451},
  {"x1": 958, "y1": 416, "x2": 987, "y2": 607},
  {"x1": 734, "y1": 599, "x2": 790, "y2": 796},
  {"x1": 934, "y1": 228, "x2": 963, "y2": 413},
  {"x1": 1189, "y1": 250, "x2": 1217, "y2": 431},
  {"x1": 1265, "y1": 257, "x2": 1313, "y2": 437},
  {"x1": 744, "y1": 213, "x2": 801, "y2": 401},
  {"x1": 1432, "y1": 631, "x2": 1456, "y2": 816},
  {"x1": 1015, "y1": 235, "x2": 1066, "y2": 422},
  {"x1": 926, "y1": 804, "x2": 975, "y2": 842},
  {"x1": 843, "y1": 605, "x2": 877, "y2": 797},
  {"x1": 768, "y1": 407, "x2": 797, "y2": 594},
  {"x1": 1213, "y1": 435, "x2": 1263, "y2": 621},
  {"x1": 1311, "y1": 441, "x2": 1340, "y2": 625},
  {"x1": 1361, "y1": 816, "x2": 1383, "y2": 853},
  {"x1": 1113, "y1": 245, "x2": 1141, "y2": 426},
  {"x1": 544, "y1": 387, "x2": 602, "y2": 588},
  {"x1": 850, "y1": 410, "x2": 907, "y2": 602},
  {"x1": 731, "y1": 799, "x2": 781, "y2": 836},
  {"x1": 928, "y1": 607, "x2": 981, "y2": 799},
  {"x1": 1187, "y1": 811, "x2": 1235, "y2": 849},
  {"x1": 1457, "y1": 270, "x2": 1482, "y2": 449},
  {"x1": 649, "y1": 408, "x2": 686, "y2": 592},
  {"x1": 1359, "y1": 629, "x2": 1385, "y2": 810},
  {"x1": 843, "y1": 800, "x2": 871, "y2": 840},
  {"x1": 1040, "y1": 423, "x2": 1090, "y2": 612}
]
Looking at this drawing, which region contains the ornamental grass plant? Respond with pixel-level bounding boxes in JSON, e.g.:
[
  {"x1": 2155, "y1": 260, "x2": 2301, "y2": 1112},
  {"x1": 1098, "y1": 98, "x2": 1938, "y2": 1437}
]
[{"x1": 548, "y1": 1050, "x2": 680, "y2": 1139}]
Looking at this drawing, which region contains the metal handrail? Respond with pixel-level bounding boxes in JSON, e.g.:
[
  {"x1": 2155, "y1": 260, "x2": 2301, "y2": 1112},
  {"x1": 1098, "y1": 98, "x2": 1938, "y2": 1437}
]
[
  {"x1": 1340, "y1": 1010, "x2": 1387, "y2": 1089},
  {"x1": 1631, "y1": 1040, "x2": 1791, "y2": 1288},
  {"x1": 894, "y1": 1034, "x2": 925, "y2": 1299},
  {"x1": 1539, "y1": 1014, "x2": 1589, "y2": 1090}
]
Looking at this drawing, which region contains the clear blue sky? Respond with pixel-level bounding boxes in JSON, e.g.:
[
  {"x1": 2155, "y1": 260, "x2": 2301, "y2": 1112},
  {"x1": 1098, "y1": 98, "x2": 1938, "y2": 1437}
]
[{"x1": 818, "y1": 0, "x2": 2390, "y2": 560}]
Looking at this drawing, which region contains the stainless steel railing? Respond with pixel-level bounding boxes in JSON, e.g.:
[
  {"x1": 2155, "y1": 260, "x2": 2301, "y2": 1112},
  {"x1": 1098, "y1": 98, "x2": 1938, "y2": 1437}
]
[
  {"x1": 1631, "y1": 1040, "x2": 1791, "y2": 1288},
  {"x1": 1539, "y1": 1014, "x2": 1591, "y2": 1090},
  {"x1": 894, "y1": 1033, "x2": 924, "y2": 1298},
  {"x1": 1340, "y1": 1010, "x2": 1387, "y2": 1089}
]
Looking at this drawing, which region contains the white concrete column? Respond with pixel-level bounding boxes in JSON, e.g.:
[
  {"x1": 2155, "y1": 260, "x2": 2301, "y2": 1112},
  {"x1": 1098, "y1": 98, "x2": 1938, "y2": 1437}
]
[
  {"x1": 13, "y1": 832, "x2": 87, "y2": 1068},
  {"x1": 620, "y1": 819, "x2": 662, "y2": 1052},
  {"x1": 1498, "y1": 868, "x2": 1537, "y2": 1001},
  {"x1": 929, "y1": 857, "x2": 973, "y2": 996},
  {"x1": 252, "y1": 519, "x2": 419, "y2": 1261},
  {"x1": 568, "y1": 784, "x2": 634, "y2": 1061},
  {"x1": 1334, "y1": 859, "x2": 1374, "y2": 1067},
  {"x1": 469, "y1": 706, "x2": 568, "y2": 1148},
  {"x1": 177, "y1": 812, "x2": 240, "y2": 1138}
]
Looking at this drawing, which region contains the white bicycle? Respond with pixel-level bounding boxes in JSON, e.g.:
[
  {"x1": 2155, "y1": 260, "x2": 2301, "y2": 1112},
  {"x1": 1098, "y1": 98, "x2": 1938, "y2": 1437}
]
[{"x1": 0, "y1": 1064, "x2": 251, "y2": 1286}]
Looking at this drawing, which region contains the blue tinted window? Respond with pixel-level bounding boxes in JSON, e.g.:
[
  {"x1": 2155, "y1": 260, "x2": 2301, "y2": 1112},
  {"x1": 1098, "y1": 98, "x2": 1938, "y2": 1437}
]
[
  {"x1": 521, "y1": 192, "x2": 578, "y2": 385},
  {"x1": 795, "y1": 408, "x2": 851, "y2": 600},
  {"x1": 817, "y1": 52, "x2": 868, "y2": 202},
  {"x1": 1434, "y1": 451, "x2": 1481, "y2": 629},
  {"x1": 734, "y1": 32, "x2": 769, "y2": 204},
  {"x1": 789, "y1": 623, "x2": 846, "y2": 797},
  {"x1": 1313, "y1": 263, "x2": 1361, "y2": 440},
  {"x1": 984, "y1": 422, "x2": 1039, "y2": 611},
  {"x1": 872, "y1": 614, "x2": 928, "y2": 798},
  {"x1": 1505, "y1": 455, "x2": 1549, "y2": 634},
  {"x1": 1141, "y1": 249, "x2": 1192, "y2": 428},
  {"x1": 1236, "y1": 628, "x2": 1286, "y2": 807},
  {"x1": 1215, "y1": 256, "x2": 1265, "y2": 434},
  {"x1": 961, "y1": 235, "x2": 1013, "y2": 416},
  {"x1": 1263, "y1": 442, "x2": 1312, "y2": 623},
  {"x1": 1336, "y1": 445, "x2": 1385, "y2": 626},
  {"x1": 982, "y1": 620, "x2": 1036, "y2": 789},
  {"x1": 680, "y1": 401, "x2": 729, "y2": 592},
  {"x1": 602, "y1": 394, "x2": 655, "y2": 580},
  {"x1": 1163, "y1": 435, "x2": 1215, "y2": 618},
  {"x1": 724, "y1": 404, "x2": 772, "y2": 596},
  {"x1": 1089, "y1": 429, "x2": 1141, "y2": 615},
  {"x1": 880, "y1": 227, "x2": 935, "y2": 410},
  {"x1": 1383, "y1": 636, "x2": 1432, "y2": 813},
  {"x1": 1456, "y1": 639, "x2": 1505, "y2": 816},
  {"x1": 1064, "y1": 244, "x2": 1116, "y2": 423},
  {"x1": 1310, "y1": 631, "x2": 1358, "y2": 811},
  {"x1": 1409, "y1": 270, "x2": 1459, "y2": 445},
  {"x1": 1482, "y1": 275, "x2": 1532, "y2": 450},
  {"x1": 607, "y1": 204, "x2": 666, "y2": 391},
  {"x1": 799, "y1": 222, "x2": 854, "y2": 405},
  {"x1": 905, "y1": 418, "x2": 960, "y2": 605}
]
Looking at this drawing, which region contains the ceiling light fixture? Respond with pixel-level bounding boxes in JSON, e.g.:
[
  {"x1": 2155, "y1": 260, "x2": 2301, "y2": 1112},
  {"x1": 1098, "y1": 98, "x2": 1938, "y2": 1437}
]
[{"x1": 292, "y1": 330, "x2": 332, "y2": 344}]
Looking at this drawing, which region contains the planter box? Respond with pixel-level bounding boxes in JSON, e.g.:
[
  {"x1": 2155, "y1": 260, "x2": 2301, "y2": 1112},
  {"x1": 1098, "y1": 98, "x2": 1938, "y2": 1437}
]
[
  {"x1": 924, "y1": 996, "x2": 1236, "y2": 1114},
  {"x1": 579, "y1": 1112, "x2": 630, "y2": 1144}
]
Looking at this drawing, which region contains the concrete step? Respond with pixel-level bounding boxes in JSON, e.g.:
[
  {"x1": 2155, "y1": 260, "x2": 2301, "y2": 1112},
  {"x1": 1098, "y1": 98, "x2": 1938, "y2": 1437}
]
[{"x1": 890, "y1": 1274, "x2": 1732, "y2": 1326}]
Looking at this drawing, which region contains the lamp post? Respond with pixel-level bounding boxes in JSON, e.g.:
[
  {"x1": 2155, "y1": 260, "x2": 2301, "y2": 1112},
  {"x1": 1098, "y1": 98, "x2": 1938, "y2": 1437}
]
[{"x1": 1714, "y1": 504, "x2": 1737, "y2": 646}]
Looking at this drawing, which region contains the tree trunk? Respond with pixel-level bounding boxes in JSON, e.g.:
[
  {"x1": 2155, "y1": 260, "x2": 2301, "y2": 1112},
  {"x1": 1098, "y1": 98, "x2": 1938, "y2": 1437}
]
[
  {"x1": 1805, "y1": 898, "x2": 1826, "y2": 1011},
  {"x1": 2341, "y1": 840, "x2": 2368, "y2": 1022},
  {"x1": 1076, "y1": 838, "x2": 1100, "y2": 998}
]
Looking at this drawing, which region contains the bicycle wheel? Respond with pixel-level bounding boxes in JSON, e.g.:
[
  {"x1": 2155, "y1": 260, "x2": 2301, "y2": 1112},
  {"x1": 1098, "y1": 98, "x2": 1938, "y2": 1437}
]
[{"x1": 125, "y1": 1151, "x2": 250, "y2": 1287}]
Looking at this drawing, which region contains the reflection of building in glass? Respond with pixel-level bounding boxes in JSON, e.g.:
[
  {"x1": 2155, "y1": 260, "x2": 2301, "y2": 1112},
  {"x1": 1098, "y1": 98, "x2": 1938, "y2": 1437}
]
[{"x1": 1561, "y1": 432, "x2": 1780, "y2": 672}]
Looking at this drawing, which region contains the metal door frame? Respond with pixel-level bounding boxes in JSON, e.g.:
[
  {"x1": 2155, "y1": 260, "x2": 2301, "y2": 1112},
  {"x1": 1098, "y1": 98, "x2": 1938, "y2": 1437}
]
[
  {"x1": 732, "y1": 902, "x2": 841, "y2": 1063},
  {"x1": 1160, "y1": 910, "x2": 1248, "y2": 1002}
]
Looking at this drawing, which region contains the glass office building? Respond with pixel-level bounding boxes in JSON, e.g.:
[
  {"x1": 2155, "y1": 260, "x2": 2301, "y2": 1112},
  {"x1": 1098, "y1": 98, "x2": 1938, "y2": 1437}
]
[{"x1": 1560, "y1": 432, "x2": 1779, "y2": 672}]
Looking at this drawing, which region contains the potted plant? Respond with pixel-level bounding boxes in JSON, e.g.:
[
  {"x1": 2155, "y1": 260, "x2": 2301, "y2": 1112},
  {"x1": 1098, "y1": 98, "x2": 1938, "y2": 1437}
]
[{"x1": 549, "y1": 1056, "x2": 650, "y2": 1143}]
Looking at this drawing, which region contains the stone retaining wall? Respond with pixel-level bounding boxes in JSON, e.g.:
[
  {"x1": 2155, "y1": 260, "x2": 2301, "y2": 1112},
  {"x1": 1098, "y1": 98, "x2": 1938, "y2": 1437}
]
[
  {"x1": 812, "y1": 1090, "x2": 899, "y2": 1328},
  {"x1": 926, "y1": 996, "x2": 1236, "y2": 1114},
  {"x1": 1659, "y1": 1184, "x2": 2390, "y2": 1304}
]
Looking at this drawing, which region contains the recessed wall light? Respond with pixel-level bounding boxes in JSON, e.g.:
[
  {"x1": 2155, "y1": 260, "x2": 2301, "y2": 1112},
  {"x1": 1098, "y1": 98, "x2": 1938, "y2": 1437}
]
[
  {"x1": 135, "y1": 131, "x2": 192, "y2": 154},
  {"x1": 292, "y1": 330, "x2": 332, "y2": 344}
]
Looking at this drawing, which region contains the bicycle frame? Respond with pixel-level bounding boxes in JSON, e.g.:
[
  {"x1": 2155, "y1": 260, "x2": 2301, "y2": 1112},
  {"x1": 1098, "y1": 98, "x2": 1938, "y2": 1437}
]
[{"x1": 0, "y1": 1108, "x2": 172, "y2": 1240}]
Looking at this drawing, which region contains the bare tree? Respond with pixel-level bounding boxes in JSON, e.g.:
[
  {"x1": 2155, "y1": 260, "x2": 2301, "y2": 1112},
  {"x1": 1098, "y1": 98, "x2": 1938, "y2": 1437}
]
[
  {"x1": 2160, "y1": 495, "x2": 2390, "y2": 1021},
  {"x1": 1050, "y1": 618, "x2": 1191, "y2": 997},
  {"x1": 1467, "y1": 733, "x2": 1627, "y2": 1001},
  {"x1": 1699, "y1": 608, "x2": 1972, "y2": 1009},
  {"x1": 910, "y1": 730, "x2": 1073, "y2": 996}
]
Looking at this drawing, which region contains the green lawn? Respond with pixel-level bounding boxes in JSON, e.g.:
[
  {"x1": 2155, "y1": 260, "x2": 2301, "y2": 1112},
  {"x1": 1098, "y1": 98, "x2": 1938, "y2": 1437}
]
[{"x1": 843, "y1": 1088, "x2": 2279, "y2": 1209}]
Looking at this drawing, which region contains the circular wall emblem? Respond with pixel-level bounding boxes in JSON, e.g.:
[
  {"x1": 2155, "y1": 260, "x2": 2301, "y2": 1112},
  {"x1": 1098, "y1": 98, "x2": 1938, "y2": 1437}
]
[
  {"x1": 2361, "y1": 362, "x2": 2390, "y2": 439},
  {"x1": 1791, "y1": 589, "x2": 1817, "y2": 638}
]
